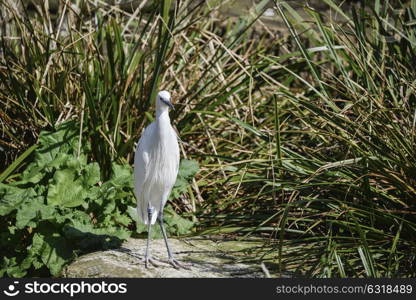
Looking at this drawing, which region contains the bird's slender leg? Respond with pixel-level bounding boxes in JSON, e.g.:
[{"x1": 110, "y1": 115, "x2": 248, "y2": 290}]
[
  {"x1": 158, "y1": 210, "x2": 190, "y2": 270},
  {"x1": 144, "y1": 207, "x2": 159, "y2": 268}
]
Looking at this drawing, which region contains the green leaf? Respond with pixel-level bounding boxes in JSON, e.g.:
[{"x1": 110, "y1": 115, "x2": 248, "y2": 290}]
[
  {"x1": 171, "y1": 159, "x2": 199, "y2": 200},
  {"x1": 164, "y1": 205, "x2": 194, "y2": 236},
  {"x1": 82, "y1": 163, "x2": 101, "y2": 186},
  {"x1": 1, "y1": 257, "x2": 27, "y2": 278},
  {"x1": 39, "y1": 204, "x2": 57, "y2": 220},
  {"x1": 171, "y1": 177, "x2": 188, "y2": 199},
  {"x1": 113, "y1": 209, "x2": 132, "y2": 226},
  {"x1": 35, "y1": 121, "x2": 80, "y2": 167},
  {"x1": 178, "y1": 159, "x2": 199, "y2": 179},
  {"x1": 127, "y1": 205, "x2": 138, "y2": 221},
  {"x1": 21, "y1": 164, "x2": 46, "y2": 184},
  {"x1": 15, "y1": 196, "x2": 44, "y2": 229},
  {"x1": 129, "y1": 204, "x2": 193, "y2": 237},
  {"x1": 31, "y1": 227, "x2": 73, "y2": 276},
  {"x1": 47, "y1": 169, "x2": 86, "y2": 207},
  {"x1": 63, "y1": 219, "x2": 129, "y2": 250},
  {"x1": 0, "y1": 184, "x2": 36, "y2": 216},
  {"x1": 110, "y1": 163, "x2": 132, "y2": 187},
  {"x1": 20, "y1": 122, "x2": 84, "y2": 185}
]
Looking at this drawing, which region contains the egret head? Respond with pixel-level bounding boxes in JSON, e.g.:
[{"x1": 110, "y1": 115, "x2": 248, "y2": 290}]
[{"x1": 157, "y1": 90, "x2": 174, "y2": 111}]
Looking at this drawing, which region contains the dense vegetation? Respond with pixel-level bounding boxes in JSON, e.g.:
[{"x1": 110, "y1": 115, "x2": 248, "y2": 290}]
[{"x1": 1, "y1": 0, "x2": 415, "y2": 277}]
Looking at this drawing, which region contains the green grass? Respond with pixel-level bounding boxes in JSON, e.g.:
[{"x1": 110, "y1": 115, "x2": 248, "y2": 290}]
[{"x1": 1, "y1": 0, "x2": 416, "y2": 277}]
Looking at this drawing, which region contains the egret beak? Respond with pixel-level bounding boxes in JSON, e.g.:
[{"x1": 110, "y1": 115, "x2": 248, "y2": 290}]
[{"x1": 162, "y1": 99, "x2": 175, "y2": 110}]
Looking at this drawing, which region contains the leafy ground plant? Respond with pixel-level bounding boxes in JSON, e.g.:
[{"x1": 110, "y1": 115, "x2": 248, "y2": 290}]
[{"x1": 0, "y1": 121, "x2": 196, "y2": 277}]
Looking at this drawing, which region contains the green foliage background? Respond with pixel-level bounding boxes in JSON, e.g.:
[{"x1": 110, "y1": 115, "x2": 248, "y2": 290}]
[{"x1": 0, "y1": 121, "x2": 198, "y2": 277}]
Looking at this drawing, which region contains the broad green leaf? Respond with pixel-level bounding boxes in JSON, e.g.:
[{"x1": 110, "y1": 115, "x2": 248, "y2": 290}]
[
  {"x1": 1, "y1": 257, "x2": 27, "y2": 278},
  {"x1": 35, "y1": 121, "x2": 79, "y2": 167},
  {"x1": 164, "y1": 205, "x2": 194, "y2": 236},
  {"x1": 110, "y1": 163, "x2": 132, "y2": 187},
  {"x1": 171, "y1": 177, "x2": 189, "y2": 199},
  {"x1": 113, "y1": 209, "x2": 132, "y2": 226},
  {"x1": 171, "y1": 159, "x2": 199, "y2": 200},
  {"x1": 82, "y1": 163, "x2": 101, "y2": 186},
  {"x1": 21, "y1": 164, "x2": 46, "y2": 184},
  {"x1": 63, "y1": 220, "x2": 129, "y2": 250},
  {"x1": 15, "y1": 196, "x2": 44, "y2": 229},
  {"x1": 127, "y1": 205, "x2": 138, "y2": 222},
  {"x1": 47, "y1": 169, "x2": 86, "y2": 207},
  {"x1": 31, "y1": 229, "x2": 73, "y2": 277},
  {"x1": 0, "y1": 184, "x2": 36, "y2": 216},
  {"x1": 178, "y1": 159, "x2": 199, "y2": 179}
]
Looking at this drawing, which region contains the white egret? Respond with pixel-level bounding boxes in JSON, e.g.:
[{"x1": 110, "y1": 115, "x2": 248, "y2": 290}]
[{"x1": 133, "y1": 90, "x2": 187, "y2": 269}]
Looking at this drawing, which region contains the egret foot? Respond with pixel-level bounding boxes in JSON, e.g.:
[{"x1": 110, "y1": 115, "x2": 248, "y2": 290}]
[
  {"x1": 168, "y1": 257, "x2": 191, "y2": 270},
  {"x1": 144, "y1": 256, "x2": 160, "y2": 268},
  {"x1": 157, "y1": 211, "x2": 190, "y2": 270}
]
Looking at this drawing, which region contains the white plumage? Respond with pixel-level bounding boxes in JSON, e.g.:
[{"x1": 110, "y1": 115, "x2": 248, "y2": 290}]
[
  {"x1": 134, "y1": 90, "x2": 179, "y2": 224},
  {"x1": 133, "y1": 90, "x2": 187, "y2": 269}
]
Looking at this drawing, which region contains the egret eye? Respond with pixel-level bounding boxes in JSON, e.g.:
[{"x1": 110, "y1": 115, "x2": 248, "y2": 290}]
[{"x1": 160, "y1": 97, "x2": 175, "y2": 110}]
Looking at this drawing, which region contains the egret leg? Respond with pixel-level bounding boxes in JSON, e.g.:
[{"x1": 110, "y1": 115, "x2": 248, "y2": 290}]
[
  {"x1": 144, "y1": 207, "x2": 159, "y2": 268},
  {"x1": 158, "y1": 211, "x2": 190, "y2": 270}
]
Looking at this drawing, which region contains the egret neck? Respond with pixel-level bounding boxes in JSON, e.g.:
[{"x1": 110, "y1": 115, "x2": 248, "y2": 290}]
[{"x1": 155, "y1": 106, "x2": 171, "y2": 141}]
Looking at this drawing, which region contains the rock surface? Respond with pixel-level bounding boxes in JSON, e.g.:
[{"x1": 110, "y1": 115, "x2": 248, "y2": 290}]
[{"x1": 64, "y1": 237, "x2": 266, "y2": 278}]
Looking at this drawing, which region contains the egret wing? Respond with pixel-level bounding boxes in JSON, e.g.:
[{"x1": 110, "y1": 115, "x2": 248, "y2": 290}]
[
  {"x1": 172, "y1": 127, "x2": 180, "y2": 176},
  {"x1": 133, "y1": 123, "x2": 154, "y2": 223}
]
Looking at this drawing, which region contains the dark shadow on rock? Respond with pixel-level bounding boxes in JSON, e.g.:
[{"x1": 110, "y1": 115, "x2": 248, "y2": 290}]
[{"x1": 62, "y1": 225, "x2": 124, "y2": 252}]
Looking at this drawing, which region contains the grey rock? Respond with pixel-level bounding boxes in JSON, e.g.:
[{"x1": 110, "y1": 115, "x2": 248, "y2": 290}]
[{"x1": 64, "y1": 237, "x2": 266, "y2": 278}]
